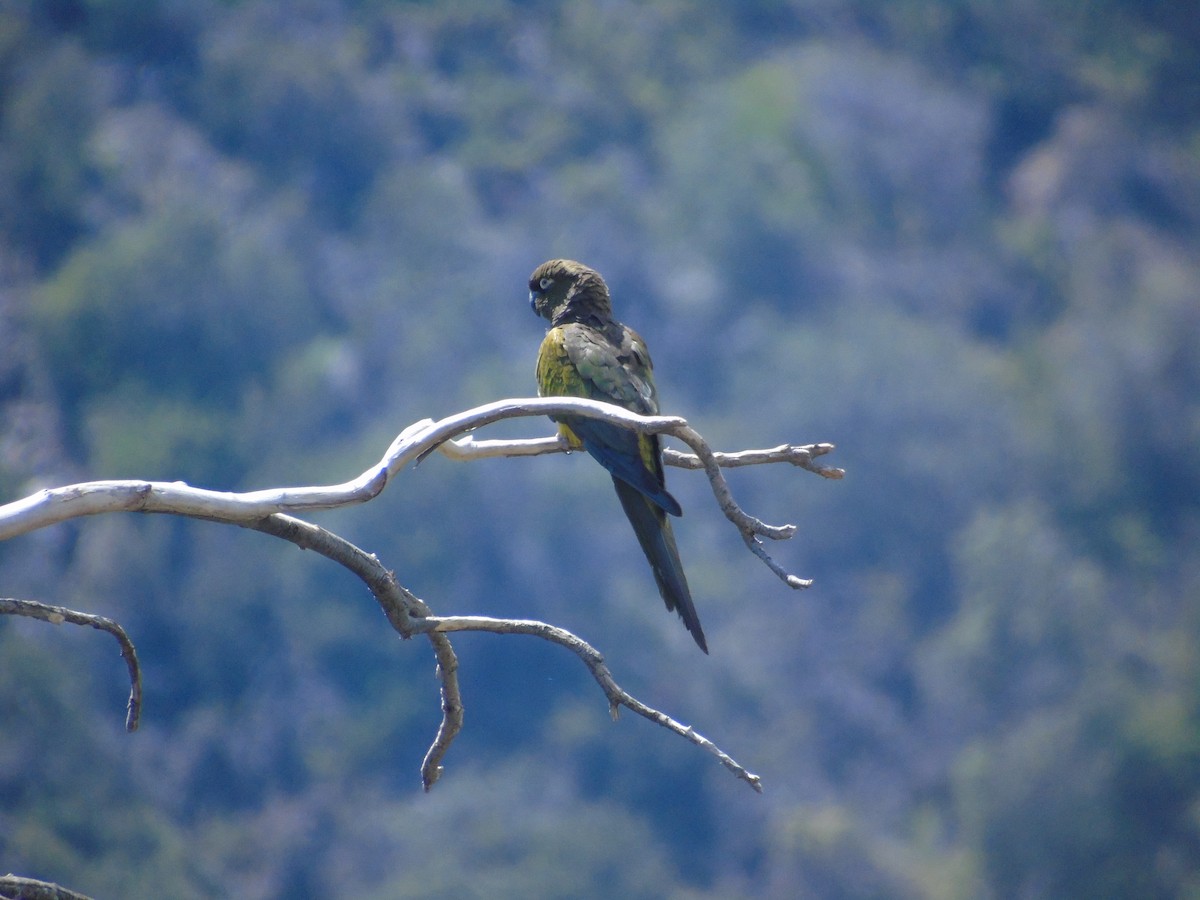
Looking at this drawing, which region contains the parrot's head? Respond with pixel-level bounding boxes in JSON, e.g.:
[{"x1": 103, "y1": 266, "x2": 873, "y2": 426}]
[{"x1": 528, "y1": 259, "x2": 611, "y2": 324}]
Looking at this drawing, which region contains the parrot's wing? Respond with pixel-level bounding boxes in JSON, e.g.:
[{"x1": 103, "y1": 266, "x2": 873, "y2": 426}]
[{"x1": 559, "y1": 327, "x2": 682, "y2": 517}]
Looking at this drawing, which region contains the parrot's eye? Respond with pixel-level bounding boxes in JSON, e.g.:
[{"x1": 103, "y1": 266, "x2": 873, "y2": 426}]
[{"x1": 538, "y1": 277, "x2": 553, "y2": 291}]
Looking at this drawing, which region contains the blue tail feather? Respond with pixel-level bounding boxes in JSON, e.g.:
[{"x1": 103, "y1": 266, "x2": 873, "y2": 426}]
[{"x1": 612, "y1": 476, "x2": 708, "y2": 653}]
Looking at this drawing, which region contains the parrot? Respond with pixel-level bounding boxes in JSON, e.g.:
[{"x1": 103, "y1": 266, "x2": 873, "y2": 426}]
[{"x1": 529, "y1": 258, "x2": 708, "y2": 653}]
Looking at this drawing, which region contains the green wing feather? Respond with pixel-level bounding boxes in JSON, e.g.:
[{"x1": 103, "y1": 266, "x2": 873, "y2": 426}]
[{"x1": 538, "y1": 326, "x2": 681, "y2": 515}]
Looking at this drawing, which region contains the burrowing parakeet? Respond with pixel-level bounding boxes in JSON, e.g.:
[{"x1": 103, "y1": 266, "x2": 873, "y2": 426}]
[{"x1": 529, "y1": 259, "x2": 707, "y2": 653}]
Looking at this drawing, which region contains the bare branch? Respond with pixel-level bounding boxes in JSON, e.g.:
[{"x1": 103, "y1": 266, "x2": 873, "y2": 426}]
[
  {"x1": 420, "y1": 615, "x2": 763, "y2": 792},
  {"x1": 247, "y1": 515, "x2": 765, "y2": 788},
  {"x1": 0, "y1": 397, "x2": 830, "y2": 540},
  {"x1": 242, "y1": 514, "x2": 461, "y2": 789},
  {"x1": 435, "y1": 433, "x2": 567, "y2": 460},
  {"x1": 0, "y1": 597, "x2": 142, "y2": 731},
  {"x1": 664, "y1": 423, "x2": 811, "y2": 590},
  {"x1": 0, "y1": 399, "x2": 838, "y2": 790},
  {"x1": 245, "y1": 514, "x2": 418, "y2": 635}
]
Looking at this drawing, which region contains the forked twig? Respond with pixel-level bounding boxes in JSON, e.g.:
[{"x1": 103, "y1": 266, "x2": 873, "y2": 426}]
[{"x1": 419, "y1": 615, "x2": 762, "y2": 791}]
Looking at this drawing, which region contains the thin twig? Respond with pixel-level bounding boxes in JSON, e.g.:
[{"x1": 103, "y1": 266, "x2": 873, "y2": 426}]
[
  {"x1": 662, "y1": 442, "x2": 844, "y2": 479},
  {"x1": 441, "y1": 432, "x2": 844, "y2": 481},
  {"x1": 743, "y1": 535, "x2": 812, "y2": 589},
  {"x1": 418, "y1": 615, "x2": 763, "y2": 792},
  {"x1": 0, "y1": 597, "x2": 141, "y2": 731},
  {"x1": 418, "y1": 630, "x2": 462, "y2": 791}
]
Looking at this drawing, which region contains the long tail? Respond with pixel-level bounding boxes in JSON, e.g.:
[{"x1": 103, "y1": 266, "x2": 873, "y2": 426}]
[{"x1": 612, "y1": 476, "x2": 708, "y2": 653}]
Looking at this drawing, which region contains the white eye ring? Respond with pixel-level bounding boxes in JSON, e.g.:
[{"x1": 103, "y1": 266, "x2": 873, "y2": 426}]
[{"x1": 539, "y1": 277, "x2": 553, "y2": 290}]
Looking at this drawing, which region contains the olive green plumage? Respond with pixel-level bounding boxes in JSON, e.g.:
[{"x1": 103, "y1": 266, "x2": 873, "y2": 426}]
[{"x1": 529, "y1": 259, "x2": 708, "y2": 653}]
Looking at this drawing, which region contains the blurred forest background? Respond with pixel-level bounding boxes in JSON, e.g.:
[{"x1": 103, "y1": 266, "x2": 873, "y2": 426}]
[{"x1": 1, "y1": 0, "x2": 1198, "y2": 897}]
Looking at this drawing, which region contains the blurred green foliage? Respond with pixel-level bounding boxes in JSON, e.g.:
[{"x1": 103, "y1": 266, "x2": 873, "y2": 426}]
[{"x1": 1, "y1": 1, "x2": 1198, "y2": 897}]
